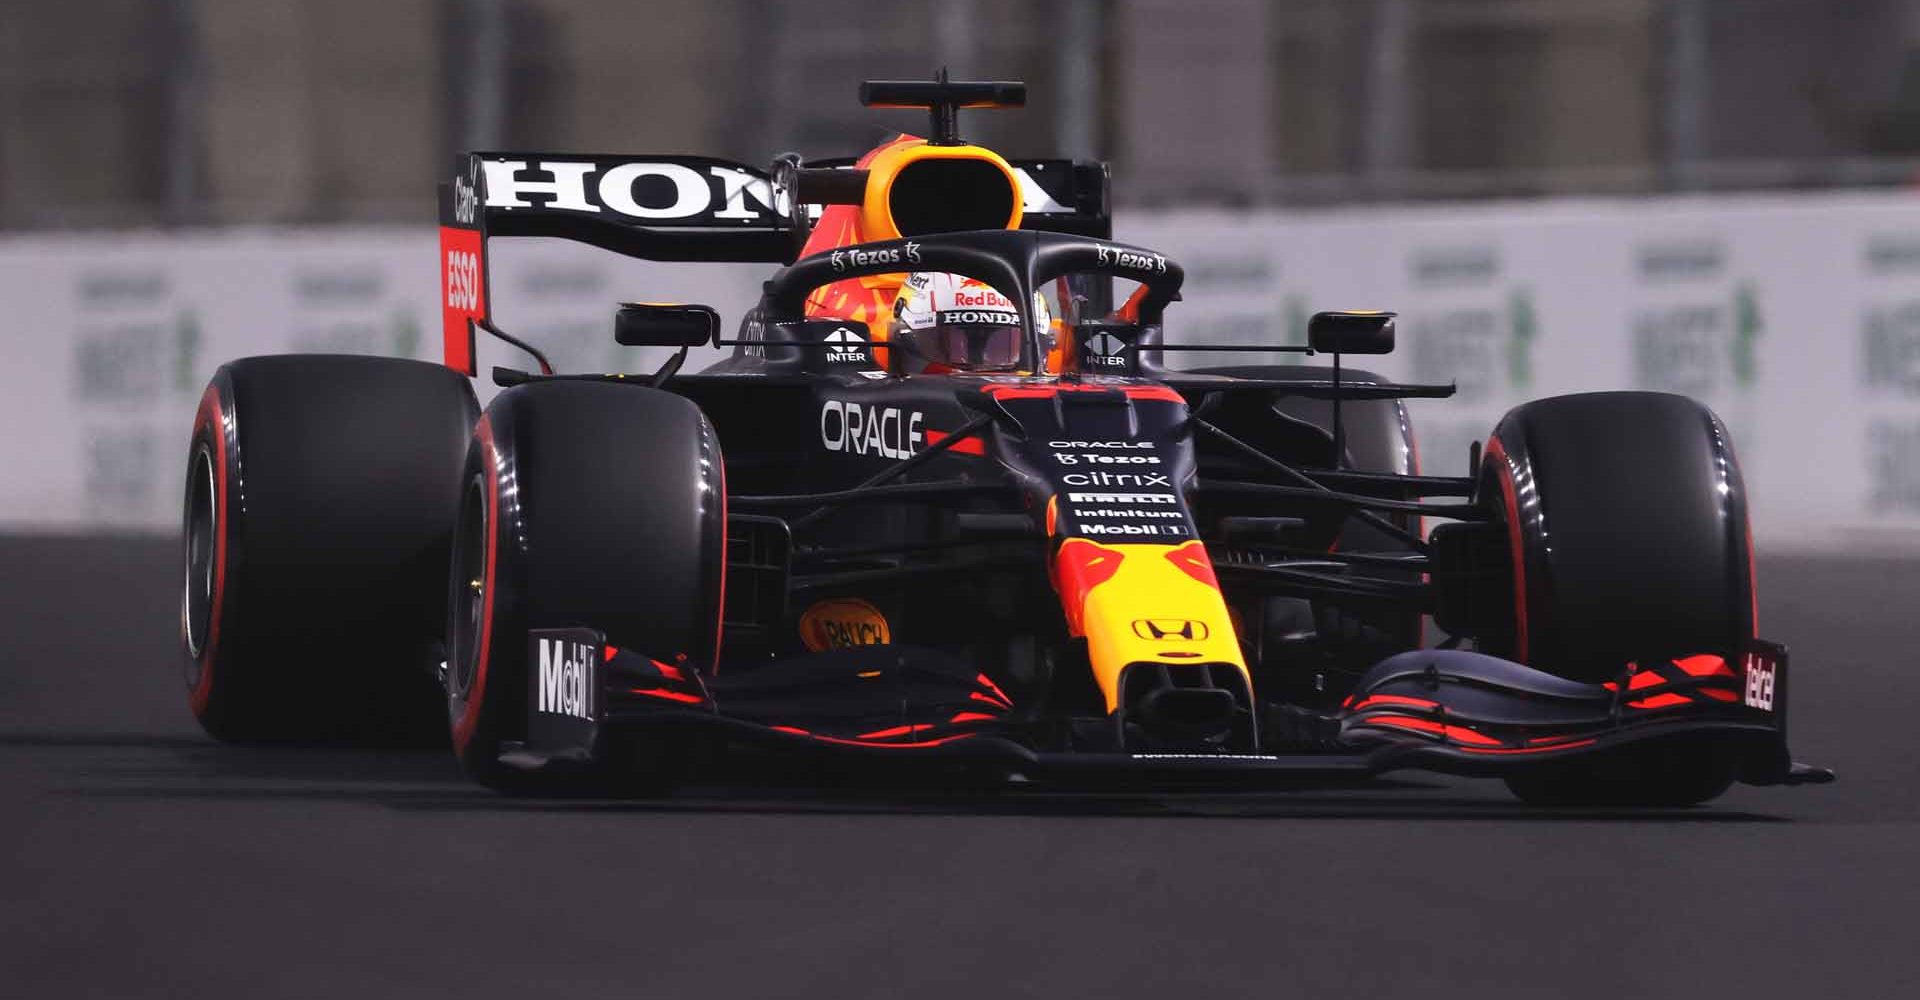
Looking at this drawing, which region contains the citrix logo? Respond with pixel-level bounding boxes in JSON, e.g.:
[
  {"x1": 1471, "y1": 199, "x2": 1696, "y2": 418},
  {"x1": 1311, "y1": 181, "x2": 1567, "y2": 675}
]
[{"x1": 1060, "y1": 471, "x2": 1171, "y2": 487}]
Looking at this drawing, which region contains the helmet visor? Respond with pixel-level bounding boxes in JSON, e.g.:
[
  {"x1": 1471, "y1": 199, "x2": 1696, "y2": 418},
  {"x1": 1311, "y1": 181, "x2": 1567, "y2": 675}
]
[{"x1": 930, "y1": 319, "x2": 1021, "y2": 370}]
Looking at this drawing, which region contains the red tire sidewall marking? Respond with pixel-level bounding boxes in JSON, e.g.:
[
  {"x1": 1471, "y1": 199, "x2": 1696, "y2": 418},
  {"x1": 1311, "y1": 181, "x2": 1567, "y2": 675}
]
[
  {"x1": 1485, "y1": 435, "x2": 1529, "y2": 663},
  {"x1": 452, "y1": 416, "x2": 500, "y2": 753},
  {"x1": 189, "y1": 385, "x2": 228, "y2": 716},
  {"x1": 710, "y1": 432, "x2": 727, "y2": 675}
]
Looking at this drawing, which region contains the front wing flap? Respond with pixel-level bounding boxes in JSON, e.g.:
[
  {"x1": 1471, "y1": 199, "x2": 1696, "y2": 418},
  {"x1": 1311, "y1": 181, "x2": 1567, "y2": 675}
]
[{"x1": 512, "y1": 630, "x2": 1828, "y2": 787}]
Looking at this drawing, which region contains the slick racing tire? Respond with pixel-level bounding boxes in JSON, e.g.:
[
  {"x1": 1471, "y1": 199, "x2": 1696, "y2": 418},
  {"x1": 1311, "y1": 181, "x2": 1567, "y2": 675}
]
[
  {"x1": 1480, "y1": 392, "x2": 1753, "y2": 806},
  {"x1": 446, "y1": 381, "x2": 726, "y2": 794},
  {"x1": 182, "y1": 355, "x2": 477, "y2": 743}
]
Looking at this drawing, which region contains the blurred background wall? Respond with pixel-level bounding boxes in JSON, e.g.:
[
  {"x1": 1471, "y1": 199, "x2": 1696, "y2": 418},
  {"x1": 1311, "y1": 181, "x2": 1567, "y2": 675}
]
[
  {"x1": 7, "y1": 0, "x2": 1920, "y2": 548},
  {"x1": 11, "y1": 0, "x2": 1920, "y2": 228}
]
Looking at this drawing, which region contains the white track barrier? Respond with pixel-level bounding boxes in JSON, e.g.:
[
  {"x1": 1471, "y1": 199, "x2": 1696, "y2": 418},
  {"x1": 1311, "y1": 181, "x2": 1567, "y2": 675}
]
[{"x1": 4, "y1": 192, "x2": 1918, "y2": 550}]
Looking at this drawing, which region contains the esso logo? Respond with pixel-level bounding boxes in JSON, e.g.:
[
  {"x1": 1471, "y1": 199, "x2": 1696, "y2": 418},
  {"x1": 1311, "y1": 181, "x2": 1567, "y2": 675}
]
[{"x1": 445, "y1": 250, "x2": 480, "y2": 311}]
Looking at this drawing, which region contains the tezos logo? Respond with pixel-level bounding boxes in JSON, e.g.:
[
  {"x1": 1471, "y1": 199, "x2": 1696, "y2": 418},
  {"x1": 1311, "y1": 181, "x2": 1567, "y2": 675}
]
[
  {"x1": 1052, "y1": 452, "x2": 1160, "y2": 466},
  {"x1": 820, "y1": 400, "x2": 924, "y2": 458},
  {"x1": 536, "y1": 638, "x2": 594, "y2": 720},
  {"x1": 445, "y1": 250, "x2": 481, "y2": 311},
  {"x1": 831, "y1": 241, "x2": 922, "y2": 273},
  {"x1": 1095, "y1": 244, "x2": 1167, "y2": 274}
]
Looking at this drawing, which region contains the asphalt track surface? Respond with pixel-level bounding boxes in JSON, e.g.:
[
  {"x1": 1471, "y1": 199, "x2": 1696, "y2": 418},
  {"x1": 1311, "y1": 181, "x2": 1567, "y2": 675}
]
[{"x1": 2, "y1": 535, "x2": 1915, "y2": 999}]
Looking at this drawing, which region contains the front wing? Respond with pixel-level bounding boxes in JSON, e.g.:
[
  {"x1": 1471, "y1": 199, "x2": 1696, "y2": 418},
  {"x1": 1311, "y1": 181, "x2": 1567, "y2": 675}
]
[{"x1": 506, "y1": 630, "x2": 1830, "y2": 788}]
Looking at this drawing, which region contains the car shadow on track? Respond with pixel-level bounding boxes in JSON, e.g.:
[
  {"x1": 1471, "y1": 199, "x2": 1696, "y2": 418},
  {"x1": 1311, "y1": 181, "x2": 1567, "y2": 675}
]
[{"x1": 16, "y1": 731, "x2": 1793, "y2": 824}]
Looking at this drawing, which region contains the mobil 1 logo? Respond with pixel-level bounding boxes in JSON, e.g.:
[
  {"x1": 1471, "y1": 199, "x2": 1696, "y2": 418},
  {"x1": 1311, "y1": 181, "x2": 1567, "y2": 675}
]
[{"x1": 527, "y1": 628, "x2": 601, "y2": 753}]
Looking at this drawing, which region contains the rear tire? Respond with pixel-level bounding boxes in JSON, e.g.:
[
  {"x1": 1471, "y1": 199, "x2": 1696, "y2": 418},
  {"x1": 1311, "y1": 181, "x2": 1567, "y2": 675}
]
[
  {"x1": 446, "y1": 381, "x2": 726, "y2": 793},
  {"x1": 1480, "y1": 392, "x2": 1754, "y2": 806},
  {"x1": 182, "y1": 355, "x2": 476, "y2": 742}
]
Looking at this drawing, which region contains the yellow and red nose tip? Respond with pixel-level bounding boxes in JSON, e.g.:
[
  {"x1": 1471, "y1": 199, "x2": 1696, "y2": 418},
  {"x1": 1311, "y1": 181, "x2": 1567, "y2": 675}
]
[{"x1": 1050, "y1": 538, "x2": 1249, "y2": 712}]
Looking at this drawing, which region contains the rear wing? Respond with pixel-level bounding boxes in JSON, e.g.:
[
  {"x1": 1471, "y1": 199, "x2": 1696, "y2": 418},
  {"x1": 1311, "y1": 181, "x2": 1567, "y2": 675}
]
[{"x1": 436, "y1": 151, "x2": 1109, "y2": 375}]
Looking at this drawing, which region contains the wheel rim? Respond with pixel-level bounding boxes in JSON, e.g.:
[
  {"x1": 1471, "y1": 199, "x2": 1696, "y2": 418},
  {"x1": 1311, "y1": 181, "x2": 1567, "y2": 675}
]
[
  {"x1": 183, "y1": 444, "x2": 217, "y2": 662},
  {"x1": 447, "y1": 475, "x2": 488, "y2": 698}
]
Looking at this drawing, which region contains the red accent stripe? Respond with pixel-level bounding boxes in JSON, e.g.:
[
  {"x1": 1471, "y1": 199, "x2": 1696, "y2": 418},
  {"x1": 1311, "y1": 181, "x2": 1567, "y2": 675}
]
[
  {"x1": 1364, "y1": 715, "x2": 1504, "y2": 747},
  {"x1": 628, "y1": 687, "x2": 703, "y2": 704},
  {"x1": 188, "y1": 386, "x2": 229, "y2": 717},
  {"x1": 1627, "y1": 692, "x2": 1691, "y2": 709},
  {"x1": 1701, "y1": 688, "x2": 1740, "y2": 703},
  {"x1": 856, "y1": 724, "x2": 931, "y2": 740},
  {"x1": 1674, "y1": 654, "x2": 1734, "y2": 678},
  {"x1": 924, "y1": 428, "x2": 986, "y2": 456},
  {"x1": 1460, "y1": 739, "x2": 1596, "y2": 755},
  {"x1": 979, "y1": 383, "x2": 1186, "y2": 405},
  {"x1": 452, "y1": 417, "x2": 500, "y2": 753},
  {"x1": 1628, "y1": 670, "x2": 1666, "y2": 690},
  {"x1": 1164, "y1": 540, "x2": 1219, "y2": 588},
  {"x1": 1484, "y1": 435, "x2": 1528, "y2": 663},
  {"x1": 795, "y1": 732, "x2": 977, "y2": 749},
  {"x1": 1349, "y1": 694, "x2": 1438, "y2": 712},
  {"x1": 974, "y1": 673, "x2": 1013, "y2": 708},
  {"x1": 712, "y1": 441, "x2": 727, "y2": 675},
  {"x1": 949, "y1": 712, "x2": 998, "y2": 723},
  {"x1": 649, "y1": 659, "x2": 686, "y2": 682}
]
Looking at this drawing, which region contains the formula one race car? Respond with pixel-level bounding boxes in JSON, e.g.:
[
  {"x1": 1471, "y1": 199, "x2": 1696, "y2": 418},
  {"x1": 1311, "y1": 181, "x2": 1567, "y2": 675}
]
[{"x1": 180, "y1": 77, "x2": 1830, "y2": 805}]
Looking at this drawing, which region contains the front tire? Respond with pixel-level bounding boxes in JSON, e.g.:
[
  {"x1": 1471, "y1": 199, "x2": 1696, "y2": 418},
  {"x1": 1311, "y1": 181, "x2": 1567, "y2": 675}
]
[
  {"x1": 1480, "y1": 392, "x2": 1754, "y2": 806},
  {"x1": 446, "y1": 381, "x2": 726, "y2": 793}
]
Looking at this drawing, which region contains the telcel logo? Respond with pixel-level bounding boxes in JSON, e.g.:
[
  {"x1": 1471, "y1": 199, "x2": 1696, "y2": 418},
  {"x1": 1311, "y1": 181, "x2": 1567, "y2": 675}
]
[{"x1": 1744, "y1": 653, "x2": 1776, "y2": 711}]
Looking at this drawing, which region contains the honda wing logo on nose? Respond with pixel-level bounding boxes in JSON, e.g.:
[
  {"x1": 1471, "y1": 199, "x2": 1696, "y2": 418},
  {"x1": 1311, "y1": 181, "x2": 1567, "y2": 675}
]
[{"x1": 1132, "y1": 618, "x2": 1209, "y2": 641}]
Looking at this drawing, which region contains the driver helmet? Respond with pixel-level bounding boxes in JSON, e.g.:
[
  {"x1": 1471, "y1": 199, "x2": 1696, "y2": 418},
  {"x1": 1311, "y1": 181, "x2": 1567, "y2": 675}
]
[{"x1": 888, "y1": 272, "x2": 1052, "y2": 374}]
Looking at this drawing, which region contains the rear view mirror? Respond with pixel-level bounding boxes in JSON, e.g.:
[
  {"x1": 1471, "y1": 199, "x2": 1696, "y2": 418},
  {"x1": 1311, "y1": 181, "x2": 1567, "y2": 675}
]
[
  {"x1": 615, "y1": 303, "x2": 719, "y2": 348},
  {"x1": 1308, "y1": 310, "x2": 1396, "y2": 355}
]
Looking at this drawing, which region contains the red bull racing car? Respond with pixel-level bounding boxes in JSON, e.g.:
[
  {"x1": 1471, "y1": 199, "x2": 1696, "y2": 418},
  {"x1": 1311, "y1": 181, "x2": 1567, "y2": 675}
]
[{"x1": 180, "y1": 78, "x2": 1830, "y2": 805}]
